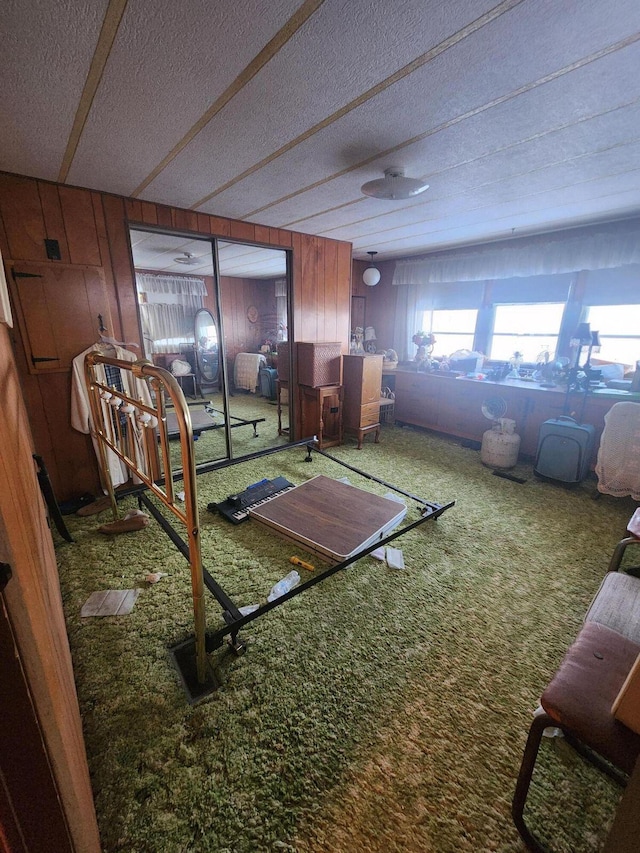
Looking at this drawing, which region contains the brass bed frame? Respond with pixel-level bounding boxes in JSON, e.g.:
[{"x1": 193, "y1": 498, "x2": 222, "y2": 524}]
[{"x1": 84, "y1": 352, "x2": 454, "y2": 702}]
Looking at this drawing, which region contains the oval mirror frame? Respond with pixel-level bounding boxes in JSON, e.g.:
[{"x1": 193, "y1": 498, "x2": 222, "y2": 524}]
[{"x1": 194, "y1": 308, "x2": 219, "y2": 384}]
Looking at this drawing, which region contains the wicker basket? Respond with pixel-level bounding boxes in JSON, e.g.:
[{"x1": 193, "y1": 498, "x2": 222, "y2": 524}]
[{"x1": 296, "y1": 342, "x2": 342, "y2": 387}]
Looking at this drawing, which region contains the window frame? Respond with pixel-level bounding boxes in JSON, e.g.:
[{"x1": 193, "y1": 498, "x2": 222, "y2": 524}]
[
  {"x1": 488, "y1": 301, "x2": 565, "y2": 363},
  {"x1": 420, "y1": 308, "x2": 478, "y2": 357},
  {"x1": 585, "y1": 304, "x2": 640, "y2": 367}
]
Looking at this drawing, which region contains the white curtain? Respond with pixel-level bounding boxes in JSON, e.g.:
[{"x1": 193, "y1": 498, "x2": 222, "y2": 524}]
[
  {"x1": 392, "y1": 283, "x2": 430, "y2": 362},
  {"x1": 392, "y1": 218, "x2": 640, "y2": 285},
  {"x1": 391, "y1": 280, "x2": 485, "y2": 361},
  {"x1": 138, "y1": 304, "x2": 196, "y2": 352},
  {"x1": 136, "y1": 273, "x2": 207, "y2": 352},
  {"x1": 136, "y1": 273, "x2": 207, "y2": 296}
]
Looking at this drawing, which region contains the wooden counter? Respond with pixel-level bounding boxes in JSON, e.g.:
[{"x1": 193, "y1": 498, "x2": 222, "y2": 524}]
[{"x1": 392, "y1": 369, "x2": 639, "y2": 461}]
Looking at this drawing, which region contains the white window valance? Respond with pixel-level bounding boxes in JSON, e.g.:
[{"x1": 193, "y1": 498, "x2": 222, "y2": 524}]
[
  {"x1": 392, "y1": 218, "x2": 640, "y2": 285},
  {"x1": 136, "y1": 273, "x2": 207, "y2": 295}
]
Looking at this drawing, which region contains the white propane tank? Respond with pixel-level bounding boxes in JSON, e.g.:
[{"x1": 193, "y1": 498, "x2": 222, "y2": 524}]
[{"x1": 481, "y1": 418, "x2": 521, "y2": 469}]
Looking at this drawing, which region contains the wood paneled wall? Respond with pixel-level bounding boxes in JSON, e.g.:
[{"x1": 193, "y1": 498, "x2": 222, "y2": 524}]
[
  {"x1": 0, "y1": 172, "x2": 352, "y2": 501},
  {"x1": 0, "y1": 324, "x2": 100, "y2": 852},
  {"x1": 219, "y1": 275, "x2": 273, "y2": 362},
  {"x1": 293, "y1": 233, "x2": 351, "y2": 343}
]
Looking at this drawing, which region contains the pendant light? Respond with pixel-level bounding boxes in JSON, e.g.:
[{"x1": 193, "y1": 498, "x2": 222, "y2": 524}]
[
  {"x1": 174, "y1": 251, "x2": 198, "y2": 265},
  {"x1": 361, "y1": 167, "x2": 429, "y2": 200},
  {"x1": 363, "y1": 251, "x2": 381, "y2": 287}
]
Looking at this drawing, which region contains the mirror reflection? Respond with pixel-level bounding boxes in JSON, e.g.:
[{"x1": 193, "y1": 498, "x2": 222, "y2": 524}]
[
  {"x1": 129, "y1": 228, "x2": 291, "y2": 471},
  {"x1": 216, "y1": 240, "x2": 289, "y2": 458},
  {"x1": 195, "y1": 309, "x2": 219, "y2": 386}
]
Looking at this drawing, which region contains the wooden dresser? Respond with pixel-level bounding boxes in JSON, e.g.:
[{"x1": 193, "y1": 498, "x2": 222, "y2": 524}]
[
  {"x1": 393, "y1": 368, "x2": 635, "y2": 463},
  {"x1": 342, "y1": 354, "x2": 383, "y2": 448}
]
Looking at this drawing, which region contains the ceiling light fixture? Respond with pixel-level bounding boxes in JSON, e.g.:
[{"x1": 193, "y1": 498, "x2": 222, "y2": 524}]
[
  {"x1": 361, "y1": 166, "x2": 429, "y2": 200},
  {"x1": 174, "y1": 251, "x2": 198, "y2": 265},
  {"x1": 363, "y1": 251, "x2": 381, "y2": 287}
]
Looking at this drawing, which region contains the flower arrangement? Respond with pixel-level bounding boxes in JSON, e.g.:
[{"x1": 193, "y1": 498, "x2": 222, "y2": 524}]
[{"x1": 412, "y1": 331, "x2": 435, "y2": 348}]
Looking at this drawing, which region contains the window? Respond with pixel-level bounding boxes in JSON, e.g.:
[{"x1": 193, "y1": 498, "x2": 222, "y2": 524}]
[
  {"x1": 490, "y1": 303, "x2": 564, "y2": 362},
  {"x1": 586, "y1": 305, "x2": 640, "y2": 367},
  {"x1": 420, "y1": 309, "x2": 478, "y2": 357}
]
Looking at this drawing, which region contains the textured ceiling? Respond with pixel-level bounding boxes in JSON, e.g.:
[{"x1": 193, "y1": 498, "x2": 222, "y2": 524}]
[
  {"x1": 130, "y1": 228, "x2": 287, "y2": 278},
  {"x1": 2, "y1": 0, "x2": 640, "y2": 262}
]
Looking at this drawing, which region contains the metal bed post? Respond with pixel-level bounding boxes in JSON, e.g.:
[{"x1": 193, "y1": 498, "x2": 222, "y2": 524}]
[{"x1": 83, "y1": 352, "x2": 210, "y2": 688}]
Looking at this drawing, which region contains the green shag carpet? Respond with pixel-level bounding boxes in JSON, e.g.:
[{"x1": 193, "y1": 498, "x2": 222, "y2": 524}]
[
  {"x1": 55, "y1": 410, "x2": 638, "y2": 853},
  {"x1": 167, "y1": 392, "x2": 288, "y2": 470}
]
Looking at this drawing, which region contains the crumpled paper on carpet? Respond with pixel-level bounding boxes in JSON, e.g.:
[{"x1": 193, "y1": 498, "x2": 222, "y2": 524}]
[{"x1": 145, "y1": 572, "x2": 168, "y2": 584}]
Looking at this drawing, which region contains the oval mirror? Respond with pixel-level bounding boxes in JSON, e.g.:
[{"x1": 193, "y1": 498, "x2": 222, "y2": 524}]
[{"x1": 194, "y1": 309, "x2": 219, "y2": 385}]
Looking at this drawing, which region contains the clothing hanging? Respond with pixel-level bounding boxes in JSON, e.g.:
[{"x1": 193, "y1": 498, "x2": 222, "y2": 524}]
[{"x1": 71, "y1": 344, "x2": 152, "y2": 489}]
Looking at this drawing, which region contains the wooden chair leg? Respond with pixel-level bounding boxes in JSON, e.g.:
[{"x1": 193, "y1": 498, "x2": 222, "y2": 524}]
[{"x1": 512, "y1": 712, "x2": 555, "y2": 853}]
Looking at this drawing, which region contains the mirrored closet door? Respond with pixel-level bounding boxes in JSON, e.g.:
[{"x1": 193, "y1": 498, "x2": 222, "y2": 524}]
[
  {"x1": 216, "y1": 240, "x2": 288, "y2": 459},
  {"x1": 129, "y1": 227, "x2": 291, "y2": 471}
]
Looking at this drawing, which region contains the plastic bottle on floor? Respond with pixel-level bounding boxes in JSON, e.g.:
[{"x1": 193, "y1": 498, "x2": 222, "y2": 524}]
[{"x1": 268, "y1": 570, "x2": 301, "y2": 602}]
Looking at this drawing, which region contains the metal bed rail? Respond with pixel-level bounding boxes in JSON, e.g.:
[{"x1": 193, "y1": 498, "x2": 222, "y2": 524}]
[
  {"x1": 84, "y1": 352, "x2": 455, "y2": 702},
  {"x1": 140, "y1": 440, "x2": 454, "y2": 697}
]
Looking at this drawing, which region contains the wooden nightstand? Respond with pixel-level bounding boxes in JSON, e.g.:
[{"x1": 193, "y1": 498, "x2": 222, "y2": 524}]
[
  {"x1": 299, "y1": 384, "x2": 343, "y2": 449},
  {"x1": 342, "y1": 354, "x2": 383, "y2": 449}
]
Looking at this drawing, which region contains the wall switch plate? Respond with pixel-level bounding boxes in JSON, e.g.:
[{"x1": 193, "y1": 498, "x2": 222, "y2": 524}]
[{"x1": 44, "y1": 239, "x2": 61, "y2": 260}]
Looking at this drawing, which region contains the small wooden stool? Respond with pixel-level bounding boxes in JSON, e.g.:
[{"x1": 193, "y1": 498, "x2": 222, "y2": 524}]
[
  {"x1": 608, "y1": 507, "x2": 640, "y2": 572},
  {"x1": 512, "y1": 622, "x2": 640, "y2": 852}
]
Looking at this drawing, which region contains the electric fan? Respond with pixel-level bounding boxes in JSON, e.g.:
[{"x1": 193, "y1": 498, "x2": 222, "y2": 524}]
[{"x1": 481, "y1": 397, "x2": 507, "y2": 423}]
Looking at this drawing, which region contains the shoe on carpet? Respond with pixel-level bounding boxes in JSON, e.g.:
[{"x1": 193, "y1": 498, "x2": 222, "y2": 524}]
[{"x1": 98, "y1": 511, "x2": 149, "y2": 535}]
